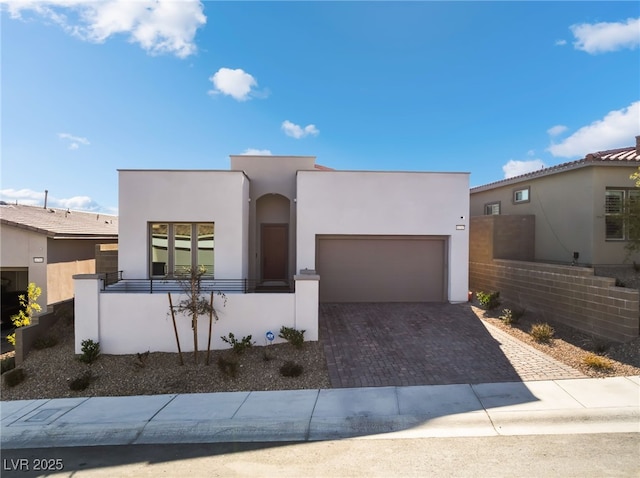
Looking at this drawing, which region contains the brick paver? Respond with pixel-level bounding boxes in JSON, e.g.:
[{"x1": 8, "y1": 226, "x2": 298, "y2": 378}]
[{"x1": 319, "y1": 303, "x2": 586, "y2": 388}]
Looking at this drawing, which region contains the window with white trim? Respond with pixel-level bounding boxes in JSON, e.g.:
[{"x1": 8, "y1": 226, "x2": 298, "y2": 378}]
[
  {"x1": 605, "y1": 189, "x2": 640, "y2": 240},
  {"x1": 149, "y1": 223, "x2": 214, "y2": 277},
  {"x1": 484, "y1": 202, "x2": 500, "y2": 215},
  {"x1": 513, "y1": 186, "x2": 530, "y2": 204}
]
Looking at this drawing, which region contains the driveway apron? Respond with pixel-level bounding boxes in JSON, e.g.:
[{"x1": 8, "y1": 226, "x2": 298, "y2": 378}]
[{"x1": 319, "y1": 303, "x2": 585, "y2": 388}]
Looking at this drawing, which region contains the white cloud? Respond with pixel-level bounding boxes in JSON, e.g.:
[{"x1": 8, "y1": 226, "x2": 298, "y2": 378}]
[
  {"x1": 547, "y1": 101, "x2": 640, "y2": 157},
  {"x1": 3, "y1": 0, "x2": 206, "y2": 58},
  {"x1": 281, "y1": 120, "x2": 319, "y2": 139},
  {"x1": 58, "y1": 132, "x2": 90, "y2": 150},
  {"x1": 547, "y1": 125, "x2": 568, "y2": 137},
  {"x1": 208, "y1": 68, "x2": 261, "y2": 101},
  {"x1": 241, "y1": 149, "x2": 272, "y2": 156},
  {"x1": 555, "y1": 39, "x2": 567, "y2": 46},
  {"x1": 0, "y1": 188, "x2": 105, "y2": 212},
  {"x1": 570, "y1": 17, "x2": 640, "y2": 54},
  {"x1": 502, "y1": 159, "x2": 547, "y2": 179}
]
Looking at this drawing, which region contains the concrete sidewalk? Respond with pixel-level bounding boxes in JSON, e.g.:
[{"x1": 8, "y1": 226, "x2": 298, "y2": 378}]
[{"x1": 2, "y1": 376, "x2": 638, "y2": 449}]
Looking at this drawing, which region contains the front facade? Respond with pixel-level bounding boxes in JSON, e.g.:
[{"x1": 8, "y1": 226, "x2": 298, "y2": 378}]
[
  {"x1": 76, "y1": 155, "x2": 470, "y2": 354},
  {"x1": 470, "y1": 141, "x2": 640, "y2": 266},
  {"x1": 118, "y1": 156, "x2": 470, "y2": 303},
  {"x1": 0, "y1": 203, "x2": 118, "y2": 321}
]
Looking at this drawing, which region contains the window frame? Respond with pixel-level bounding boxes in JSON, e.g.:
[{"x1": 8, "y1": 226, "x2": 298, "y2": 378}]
[
  {"x1": 512, "y1": 186, "x2": 530, "y2": 204},
  {"x1": 149, "y1": 222, "x2": 214, "y2": 278},
  {"x1": 484, "y1": 201, "x2": 501, "y2": 215},
  {"x1": 605, "y1": 188, "x2": 639, "y2": 241}
]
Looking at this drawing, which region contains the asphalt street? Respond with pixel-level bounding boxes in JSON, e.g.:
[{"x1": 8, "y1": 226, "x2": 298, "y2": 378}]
[{"x1": 2, "y1": 433, "x2": 638, "y2": 478}]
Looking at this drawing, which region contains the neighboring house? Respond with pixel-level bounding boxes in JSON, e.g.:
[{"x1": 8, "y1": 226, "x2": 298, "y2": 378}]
[
  {"x1": 0, "y1": 203, "x2": 118, "y2": 322},
  {"x1": 470, "y1": 138, "x2": 640, "y2": 267},
  {"x1": 75, "y1": 155, "x2": 470, "y2": 354}
]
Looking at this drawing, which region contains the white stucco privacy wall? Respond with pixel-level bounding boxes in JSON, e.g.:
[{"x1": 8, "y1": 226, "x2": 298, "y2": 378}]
[
  {"x1": 296, "y1": 171, "x2": 470, "y2": 302},
  {"x1": 73, "y1": 275, "x2": 319, "y2": 354},
  {"x1": 118, "y1": 170, "x2": 249, "y2": 280}
]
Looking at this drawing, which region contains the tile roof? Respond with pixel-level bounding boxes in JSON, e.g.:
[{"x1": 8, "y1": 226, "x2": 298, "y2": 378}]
[
  {"x1": 471, "y1": 144, "x2": 640, "y2": 193},
  {"x1": 0, "y1": 204, "x2": 118, "y2": 239},
  {"x1": 314, "y1": 163, "x2": 334, "y2": 171}
]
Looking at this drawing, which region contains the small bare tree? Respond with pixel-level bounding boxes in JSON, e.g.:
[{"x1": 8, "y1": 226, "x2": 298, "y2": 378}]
[{"x1": 168, "y1": 266, "x2": 225, "y2": 365}]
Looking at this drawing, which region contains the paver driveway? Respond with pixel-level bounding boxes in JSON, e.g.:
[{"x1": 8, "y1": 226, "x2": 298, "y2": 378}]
[{"x1": 319, "y1": 303, "x2": 585, "y2": 388}]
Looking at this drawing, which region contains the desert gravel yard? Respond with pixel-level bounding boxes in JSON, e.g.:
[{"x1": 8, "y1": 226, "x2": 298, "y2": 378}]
[{"x1": 1, "y1": 300, "x2": 638, "y2": 401}]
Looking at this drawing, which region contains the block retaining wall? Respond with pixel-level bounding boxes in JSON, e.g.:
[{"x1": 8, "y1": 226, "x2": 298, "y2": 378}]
[{"x1": 470, "y1": 259, "x2": 639, "y2": 343}]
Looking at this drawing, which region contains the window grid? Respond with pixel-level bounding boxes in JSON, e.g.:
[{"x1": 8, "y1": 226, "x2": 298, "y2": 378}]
[
  {"x1": 605, "y1": 189, "x2": 640, "y2": 241},
  {"x1": 149, "y1": 222, "x2": 214, "y2": 277}
]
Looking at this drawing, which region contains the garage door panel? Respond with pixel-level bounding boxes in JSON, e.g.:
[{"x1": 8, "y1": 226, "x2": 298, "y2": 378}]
[{"x1": 317, "y1": 236, "x2": 445, "y2": 302}]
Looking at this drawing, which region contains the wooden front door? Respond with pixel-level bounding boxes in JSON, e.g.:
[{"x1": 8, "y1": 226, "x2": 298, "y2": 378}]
[{"x1": 261, "y1": 224, "x2": 288, "y2": 281}]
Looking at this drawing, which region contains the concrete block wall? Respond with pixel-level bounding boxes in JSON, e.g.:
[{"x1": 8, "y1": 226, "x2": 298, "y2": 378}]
[
  {"x1": 95, "y1": 244, "x2": 118, "y2": 275},
  {"x1": 469, "y1": 215, "x2": 535, "y2": 264},
  {"x1": 470, "y1": 259, "x2": 639, "y2": 343}
]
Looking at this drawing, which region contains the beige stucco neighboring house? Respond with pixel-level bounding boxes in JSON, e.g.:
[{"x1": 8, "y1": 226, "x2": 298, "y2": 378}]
[
  {"x1": 0, "y1": 203, "x2": 118, "y2": 322},
  {"x1": 74, "y1": 155, "x2": 470, "y2": 354},
  {"x1": 470, "y1": 138, "x2": 640, "y2": 267}
]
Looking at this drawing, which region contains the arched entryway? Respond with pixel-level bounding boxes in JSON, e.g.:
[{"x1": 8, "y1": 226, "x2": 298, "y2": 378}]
[{"x1": 255, "y1": 194, "x2": 291, "y2": 284}]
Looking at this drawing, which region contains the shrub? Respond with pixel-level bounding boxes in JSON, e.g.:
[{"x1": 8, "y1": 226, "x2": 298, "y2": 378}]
[
  {"x1": 33, "y1": 335, "x2": 59, "y2": 350},
  {"x1": 279, "y1": 326, "x2": 305, "y2": 349},
  {"x1": 3, "y1": 368, "x2": 26, "y2": 387},
  {"x1": 134, "y1": 351, "x2": 150, "y2": 368},
  {"x1": 280, "y1": 361, "x2": 303, "y2": 377},
  {"x1": 583, "y1": 353, "x2": 614, "y2": 371},
  {"x1": 530, "y1": 322, "x2": 554, "y2": 343},
  {"x1": 69, "y1": 371, "x2": 93, "y2": 391},
  {"x1": 499, "y1": 307, "x2": 525, "y2": 325},
  {"x1": 221, "y1": 333, "x2": 254, "y2": 355},
  {"x1": 217, "y1": 355, "x2": 238, "y2": 378},
  {"x1": 1, "y1": 356, "x2": 15, "y2": 374},
  {"x1": 79, "y1": 339, "x2": 100, "y2": 364},
  {"x1": 476, "y1": 291, "x2": 501, "y2": 310},
  {"x1": 581, "y1": 336, "x2": 610, "y2": 354},
  {"x1": 6, "y1": 282, "x2": 42, "y2": 346}
]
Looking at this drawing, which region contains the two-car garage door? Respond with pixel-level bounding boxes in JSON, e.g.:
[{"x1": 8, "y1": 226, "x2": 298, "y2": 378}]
[{"x1": 316, "y1": 235, "x2": 446, "y2": 302}]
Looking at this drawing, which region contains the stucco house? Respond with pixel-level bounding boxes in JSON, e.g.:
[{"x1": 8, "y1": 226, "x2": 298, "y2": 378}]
[
  {"x1": 470, "y1": 138, "x2": 640, "y2": 267},
  {"x1": 0, "y1": 203, "x2": 118, "y2": 323},
  {"x1": 74, "y1": 155, "x2": 470, "y2": 354}
]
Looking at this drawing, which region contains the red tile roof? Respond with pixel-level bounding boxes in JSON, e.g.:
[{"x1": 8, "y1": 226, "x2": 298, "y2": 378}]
[
  {"x1": 314, "y1": 163, "x2": 334, "y2": 171},
  {"x1": 0, "y1": 204, "x2": 118, "y2": 239},
  {"x1": 471, "y1": 145, "x2": 640, "y2": 193}
]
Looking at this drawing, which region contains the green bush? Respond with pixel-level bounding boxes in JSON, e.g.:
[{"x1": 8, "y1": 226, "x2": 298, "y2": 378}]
[
  {"x1": 499, "y1": 307, "x2": 525, "y2": 325},
  {"x1": 79, "y1": 339, "x2": 100, "y2": 364},
  {"x1": 33, "y1": 335, "x2": 59, "y2": 350},
  {"x1": 279, "y1": 326, "x2": 305, "y2": 349},
  {"x1": 221, "y1": 333, "x2": 254, "y2": 355},
  {"x1": 217, "y1": 355, "x2": 238, "y2": 378},
  {"x1": 530, "y1": 322, "x2": 554, "y2": 343},
  {"x1": 69, "y1": 371, "x2": 93, "y2": 391},
  {"x1": 280, "y1": 361, "x2": 303, "y2": 377},
  {"x1": 476, "y1": 291, "x2": 501, "y2": 310},
  {"x1": 1, "y1": 356, "x2": 15, "y2": 374},
  {"x1": 3, "y1": 368, "x2": 26, "y2": 387}
]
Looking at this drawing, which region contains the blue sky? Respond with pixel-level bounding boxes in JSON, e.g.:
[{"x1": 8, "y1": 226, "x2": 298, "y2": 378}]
[{"x1": 1, "y1": 1, "x2": 639, "y2": 214}]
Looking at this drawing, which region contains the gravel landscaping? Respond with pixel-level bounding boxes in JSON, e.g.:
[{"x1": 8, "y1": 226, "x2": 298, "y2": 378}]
[
  {"x1": 472, "y1": 303, "x2": 640, "y2": 378},
  {"x1": 1, "y1": 301, "x2": 638, "y2": 401}
]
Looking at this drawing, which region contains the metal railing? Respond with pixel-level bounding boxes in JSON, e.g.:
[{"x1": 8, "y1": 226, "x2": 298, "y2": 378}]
[{"x1": 101, "y1": 271, "x2": 293, "y2": 294}]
